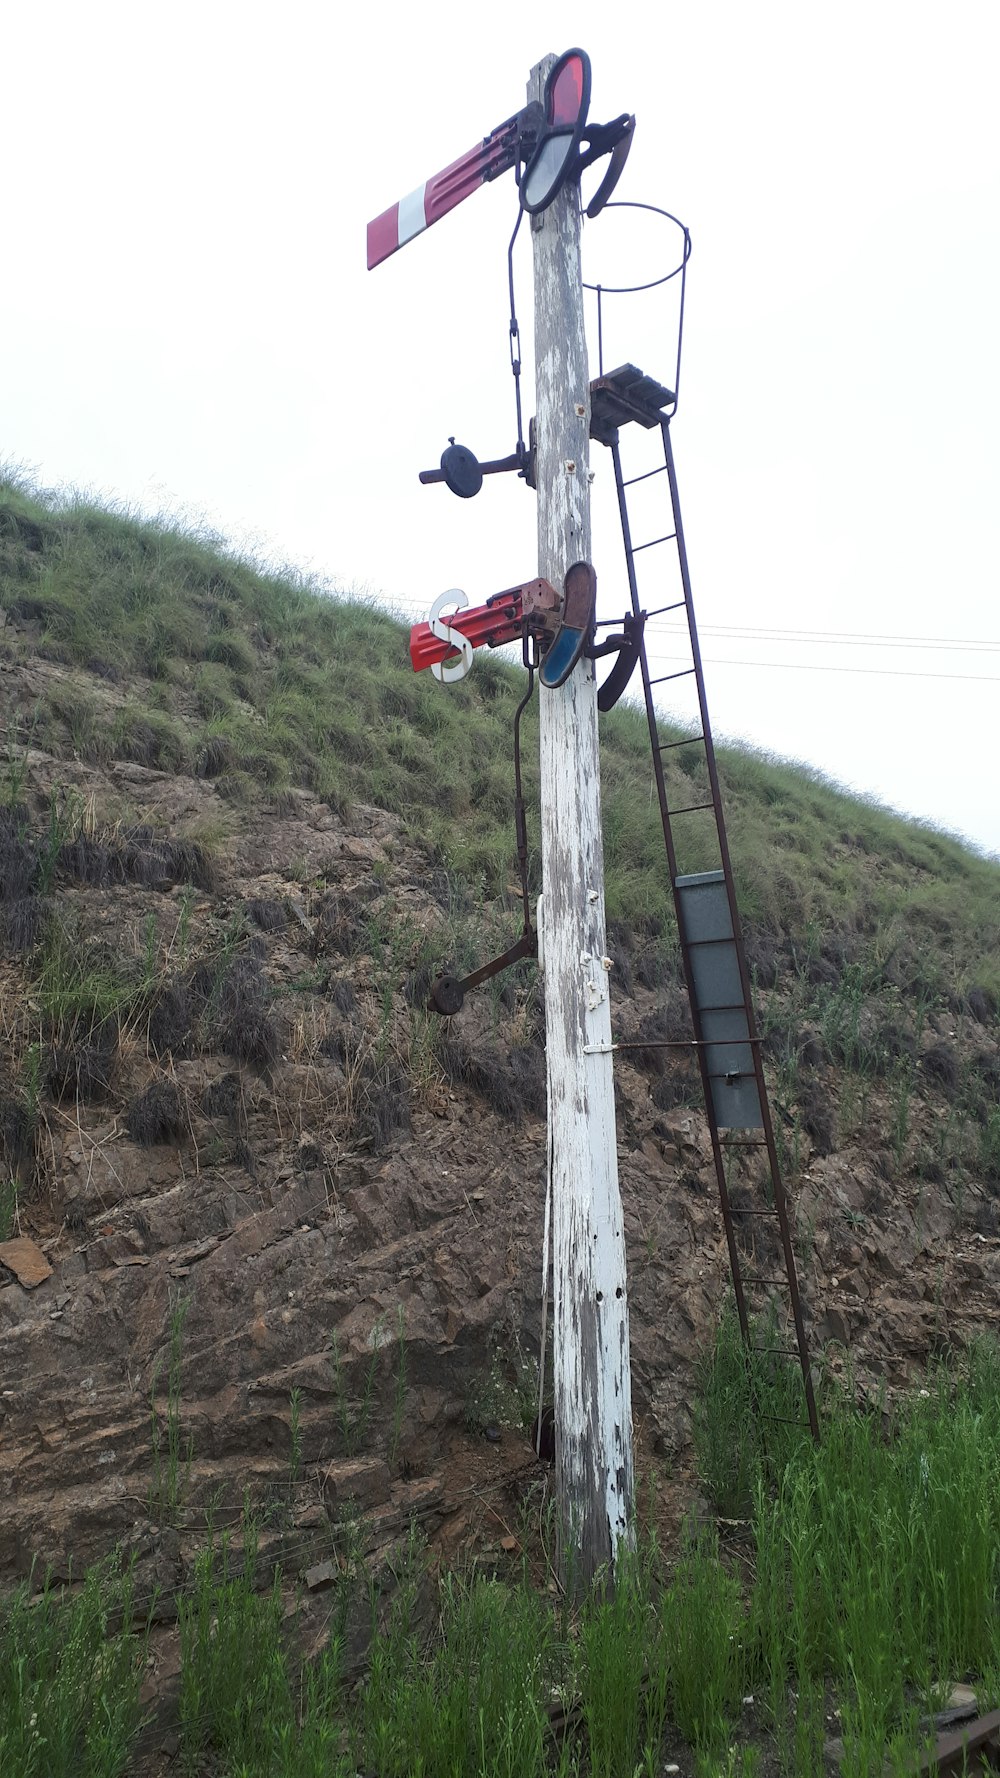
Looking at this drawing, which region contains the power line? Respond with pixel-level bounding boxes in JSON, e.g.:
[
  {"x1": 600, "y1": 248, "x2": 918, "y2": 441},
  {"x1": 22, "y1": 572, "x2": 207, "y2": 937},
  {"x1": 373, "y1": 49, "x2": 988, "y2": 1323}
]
[
  {"x1": 643, "y1": 651, "x2": 1000, "y2": 685},
  {"x1": 653, "y1": 624, "x2": 1000, "y2": 655}
]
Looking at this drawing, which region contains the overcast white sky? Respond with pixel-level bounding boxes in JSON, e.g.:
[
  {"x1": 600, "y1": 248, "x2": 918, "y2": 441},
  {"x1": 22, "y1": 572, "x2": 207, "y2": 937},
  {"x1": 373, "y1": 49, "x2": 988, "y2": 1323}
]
[{"x1": 3, "y1": 1, "x2": 998, "y2": 856}]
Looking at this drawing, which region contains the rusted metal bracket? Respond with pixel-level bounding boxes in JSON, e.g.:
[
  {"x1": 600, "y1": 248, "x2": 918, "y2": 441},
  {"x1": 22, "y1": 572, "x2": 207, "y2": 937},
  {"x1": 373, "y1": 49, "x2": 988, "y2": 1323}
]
[
  {"x1": 590, "y1": 610, "x2": 645, "y2": 712},
  {"x1": 916, "y1": 1709, "x2": 1000, "y2": 1774},
  {"x1": 429, "y1": 929, "x2": 537, "y2": 1016}
]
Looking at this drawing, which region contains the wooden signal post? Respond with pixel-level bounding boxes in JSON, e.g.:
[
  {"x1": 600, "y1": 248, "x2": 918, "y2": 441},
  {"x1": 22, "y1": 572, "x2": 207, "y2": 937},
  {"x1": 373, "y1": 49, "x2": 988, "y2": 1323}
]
[
  {"x1": 380, "y1": 45, "x2": 819, "y2": 1581},
  {"x1": 529, "y1": 55, "x2": 634, "y2": 1586},
  {"x1": 369, "y1": 49, "x2": 637, "y2": 1588}
]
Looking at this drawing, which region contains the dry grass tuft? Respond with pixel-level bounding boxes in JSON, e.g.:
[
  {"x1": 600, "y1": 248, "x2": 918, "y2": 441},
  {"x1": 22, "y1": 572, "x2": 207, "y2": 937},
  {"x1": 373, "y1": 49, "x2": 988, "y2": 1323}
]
[{"x1": 126, "y1": 1079, "x2": 187, "y2": 1146}]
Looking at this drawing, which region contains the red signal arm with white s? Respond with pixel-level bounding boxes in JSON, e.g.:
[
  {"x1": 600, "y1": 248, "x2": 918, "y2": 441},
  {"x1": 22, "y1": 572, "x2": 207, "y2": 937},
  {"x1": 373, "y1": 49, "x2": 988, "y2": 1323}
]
[{"x1": 409, "y1": 579, "x2": 559, "y2": 673}]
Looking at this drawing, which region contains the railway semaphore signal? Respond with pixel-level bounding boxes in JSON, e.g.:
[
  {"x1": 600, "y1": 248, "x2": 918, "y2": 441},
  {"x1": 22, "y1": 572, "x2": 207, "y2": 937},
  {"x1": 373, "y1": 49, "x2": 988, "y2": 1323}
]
[
  {"x1": 367, "y1": 48, "x2": 638, "y2": 1585},
  {"x1": 366, "y1": 49, "x2": 633, "y2": 270},
  {"x1": 365, "y1": 45, "x2": 818, "y2": 1589}
]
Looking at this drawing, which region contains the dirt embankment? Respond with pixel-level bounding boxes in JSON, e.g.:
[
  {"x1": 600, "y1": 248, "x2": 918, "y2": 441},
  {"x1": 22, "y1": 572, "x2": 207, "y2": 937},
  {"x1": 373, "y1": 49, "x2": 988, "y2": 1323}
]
[{"x1": 1, "y1": 739, "x2": 999, "y2": 1614}]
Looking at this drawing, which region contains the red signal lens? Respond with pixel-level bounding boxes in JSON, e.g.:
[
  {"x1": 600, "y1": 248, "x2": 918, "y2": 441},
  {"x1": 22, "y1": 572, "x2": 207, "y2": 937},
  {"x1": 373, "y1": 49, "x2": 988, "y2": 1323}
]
[
  {"x1": 549, "y1": 53, "x2": 586, "y2": 127},
  {"x1": 519, "y1": 49, "x2": 592, "y2": 216}
]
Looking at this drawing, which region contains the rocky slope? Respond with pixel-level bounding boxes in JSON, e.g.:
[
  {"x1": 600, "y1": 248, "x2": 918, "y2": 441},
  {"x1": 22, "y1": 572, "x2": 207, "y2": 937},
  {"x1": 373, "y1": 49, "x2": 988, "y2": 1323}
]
[
  {"x1": 1, "y1": 741, "x2": 999, "y2": 1596},
  {"x1": 2, "y1": 486, "x2": 1000, "y2": 1622}
]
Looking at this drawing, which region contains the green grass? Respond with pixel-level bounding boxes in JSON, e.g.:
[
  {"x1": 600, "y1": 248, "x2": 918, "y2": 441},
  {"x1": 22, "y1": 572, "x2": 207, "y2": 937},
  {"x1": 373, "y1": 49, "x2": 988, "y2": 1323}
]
[
  {"x1": 664, "y1": 1523, "x2": 745, "y2": 1754},
  {"x1": 0, "y1": 1557, "x2": 147, "y2": 1778},
  {"x1": 578, "y1": 1545, "x2": 673, "y2": 1775},
  {"x1": 149, "y1": 1296, "x2": 193, "y2": 1523},
  {"x1": 692, "y1": 1299, "x2": 815, "y2": 1516},
  {"x1": 2, "y1": 470, "x2": 998, "y2": 1012},
  {"x1": 329, "y1": 1324, "x2": 384, "y2": 1457},
  {"x1": 37, "y1": 916, "x2": 140, "y2": 1045},
  {"x1": 359, "y1": 1566, "x2": 559, "y2": 1778},
  {"x1": 0, "y1": 1175, "x2": 17, "y2": 1240},
  {"x1": 8, "y1": 1341, "x2": 1000, "y2": 1775},
  {"x1": 178, "y1": 1517, "x2": 298, "y2": 1775},
  {"x1": 168, "y1": 1341, "x2": 1000, "y2": 1773},
  {"x1": 747, "y1": 1380, "x2": 999, "y2": 1773}
]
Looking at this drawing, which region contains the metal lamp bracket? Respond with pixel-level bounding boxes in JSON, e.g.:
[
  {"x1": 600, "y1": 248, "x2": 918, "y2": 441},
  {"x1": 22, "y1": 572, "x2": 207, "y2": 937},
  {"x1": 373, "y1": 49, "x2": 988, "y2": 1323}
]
[
  {"x1": 578, "y1": 114, "x2": 635, "y2": 218},
  {"x1": 591, "y1": 610, "x2": 645, "y2": 711}
]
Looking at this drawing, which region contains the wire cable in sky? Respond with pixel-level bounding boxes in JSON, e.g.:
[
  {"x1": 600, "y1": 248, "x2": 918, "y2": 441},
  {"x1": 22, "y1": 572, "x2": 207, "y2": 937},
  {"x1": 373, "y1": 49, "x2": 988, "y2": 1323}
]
[
  {"x1": 645, "y1": 653, "x2": 1000, "y2": 685},
  {"x1": 652, "y1": 623, "x2": 1000, "y2": 654}
]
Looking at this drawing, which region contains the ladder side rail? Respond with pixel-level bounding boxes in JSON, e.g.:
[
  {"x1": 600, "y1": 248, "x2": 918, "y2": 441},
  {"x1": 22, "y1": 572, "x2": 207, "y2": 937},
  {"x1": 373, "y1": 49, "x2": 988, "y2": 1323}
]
[
  {"x1": 610, "y1": 436, "x2": 679, "y2": 876},
  {"x1": 659, "y1": 419, "x2": 819, "y2": 1438},
  {"x1": 610, "y1": 435, "x2": 754, "y2": 1345}
]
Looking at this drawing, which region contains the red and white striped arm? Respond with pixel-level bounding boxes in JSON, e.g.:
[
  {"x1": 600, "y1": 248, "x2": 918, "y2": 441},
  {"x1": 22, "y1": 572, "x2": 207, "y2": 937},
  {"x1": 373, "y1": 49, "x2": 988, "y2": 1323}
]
[{"x1": 367, "y1": 116, "x2": 521, "y2": 270}]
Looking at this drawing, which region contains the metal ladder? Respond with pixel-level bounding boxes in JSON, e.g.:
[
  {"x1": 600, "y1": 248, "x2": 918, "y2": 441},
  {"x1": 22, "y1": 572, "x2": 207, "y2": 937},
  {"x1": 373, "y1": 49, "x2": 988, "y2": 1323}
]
[{"x1": 592, "y1": 366, "x2": 819, "y2": 1440}]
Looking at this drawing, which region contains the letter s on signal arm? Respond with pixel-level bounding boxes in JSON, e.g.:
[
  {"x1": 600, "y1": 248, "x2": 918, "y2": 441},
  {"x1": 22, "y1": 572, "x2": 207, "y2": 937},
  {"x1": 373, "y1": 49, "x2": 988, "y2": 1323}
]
[{"x1": 429, "y1": 589, "x2": 474, "y2": 683}]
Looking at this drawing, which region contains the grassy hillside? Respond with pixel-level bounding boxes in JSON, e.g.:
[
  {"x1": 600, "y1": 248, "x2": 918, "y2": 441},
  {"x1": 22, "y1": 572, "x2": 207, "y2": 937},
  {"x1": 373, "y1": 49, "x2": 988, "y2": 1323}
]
[
  {"x1": 2, "y1": 470, "x2": 998, "y2": 1014},
  {"x1": 4, "y1": 477, "x2": 1000, "y2": 1778}
]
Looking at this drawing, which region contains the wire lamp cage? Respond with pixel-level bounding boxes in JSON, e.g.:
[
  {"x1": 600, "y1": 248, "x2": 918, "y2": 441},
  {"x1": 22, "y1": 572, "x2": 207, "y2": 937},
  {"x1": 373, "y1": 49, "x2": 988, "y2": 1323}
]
[{"x1": 583, "y1": 202, "x2": 692, "y2": 411}]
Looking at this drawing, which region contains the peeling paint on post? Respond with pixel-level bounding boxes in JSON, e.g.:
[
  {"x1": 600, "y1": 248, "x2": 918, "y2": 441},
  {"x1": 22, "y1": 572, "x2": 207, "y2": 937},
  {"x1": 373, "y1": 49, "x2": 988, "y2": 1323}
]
[{"x1": 529, "y1": 54, "x2": 635, "y2": 1589}]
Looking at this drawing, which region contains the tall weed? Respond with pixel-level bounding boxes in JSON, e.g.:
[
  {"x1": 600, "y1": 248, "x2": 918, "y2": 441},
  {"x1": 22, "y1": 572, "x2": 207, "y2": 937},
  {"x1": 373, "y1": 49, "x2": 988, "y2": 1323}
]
[
  {"x1": 693, "y1": 1301, "x2": 813, "y2": 1515},
  {"x1": 748, "y1": 1343, "x2": 1000, "y2": 1767},
  {"x1": 578, "y1": 1546, "x2": 670, "y2": 1778},
  {"x1": 359, "y1": 1567, "x2": 554, "y2": 1778},
  {"x1": 666, "y1": 1522, "x2": 745, "y2": 1753},
  {"x1": 149, "y1": 1295, "x2": 193, "y2": 1521},
  {"x1": 0, "y1": 1559, "x2": 147, "y2": 1778},
  {"x1": 178, "y1": 1516, "x2": 290, "y2": 1773}
]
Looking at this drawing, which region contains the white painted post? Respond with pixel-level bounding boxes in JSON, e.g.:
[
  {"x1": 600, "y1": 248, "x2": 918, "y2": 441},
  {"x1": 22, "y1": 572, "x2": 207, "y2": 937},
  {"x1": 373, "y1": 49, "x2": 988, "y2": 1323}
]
[{"x1": 529, "y1": 54, "x2": 635, "y2": 1588}]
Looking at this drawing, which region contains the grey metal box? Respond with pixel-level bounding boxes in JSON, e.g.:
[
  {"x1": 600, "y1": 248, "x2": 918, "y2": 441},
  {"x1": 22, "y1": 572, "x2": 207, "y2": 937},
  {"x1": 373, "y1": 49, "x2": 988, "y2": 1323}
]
[
  {"x1": 675, "y1": 871, "x2": 732, "y2": 943},
  {"x1": 676, "y1": 871, "x2": 762, "y2": 1129},
  {"x1": 707, "y1": 1071, "x2": 762, "y2": 1130}
]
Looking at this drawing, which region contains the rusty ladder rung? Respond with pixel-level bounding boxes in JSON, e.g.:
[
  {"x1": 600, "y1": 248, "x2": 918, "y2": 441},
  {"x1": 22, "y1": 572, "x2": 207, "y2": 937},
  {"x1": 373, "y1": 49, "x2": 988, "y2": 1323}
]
[
  {"x1": 659, "y1": 732, "x2": 705, "y2": 750},
  {"x1": 632, "y1": 531, "x2": 676, "y2": 553},
  {"x1": 651, "y1": 668, "x2": 696, "y2": 687},
  {"x1": 622, "y1": 463, "x2": 669, "y2": 488},
  {"x1": 646, "y1": 599, "x2": 687, "y2": 618},
  {"x1": 614, "y1": 1035, "x2": 762, "y2": 1052}
]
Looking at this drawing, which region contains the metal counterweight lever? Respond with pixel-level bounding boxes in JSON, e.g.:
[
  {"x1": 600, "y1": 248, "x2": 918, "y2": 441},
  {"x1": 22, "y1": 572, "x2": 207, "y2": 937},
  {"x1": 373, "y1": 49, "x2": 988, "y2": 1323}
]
[
  {"x1": 418, "y1": 452, "x2": 523, "y2": 485},
  {"x1": 429, "y1": 929, "x2": 537, "y2": 1017},
  {"x1": 418, "y1": 439, "x2": 529, "y2": 497}
]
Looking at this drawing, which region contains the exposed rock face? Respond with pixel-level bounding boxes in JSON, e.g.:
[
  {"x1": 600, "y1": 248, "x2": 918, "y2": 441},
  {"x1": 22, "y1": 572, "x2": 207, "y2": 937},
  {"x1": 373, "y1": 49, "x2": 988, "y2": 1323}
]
[
  {"x1": 1, "y1": 748, "x2": 1000, "y2": 1602},
  {"x1": 0, "y1": 1237, "x2": 51, "y2": 1287}
]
